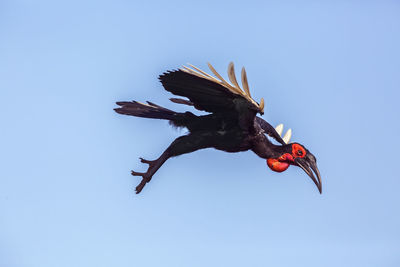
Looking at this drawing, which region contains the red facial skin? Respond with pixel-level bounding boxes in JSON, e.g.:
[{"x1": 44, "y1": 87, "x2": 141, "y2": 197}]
[
  {"x1": 267, "y1": 158, "x2": 290, "y2": 172},
  {"x1": 267, "y1": 144, "x2": 306, "y2": 172}
]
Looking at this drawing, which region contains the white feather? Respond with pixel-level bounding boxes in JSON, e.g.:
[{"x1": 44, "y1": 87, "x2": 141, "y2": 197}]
[
  {"x1": 282, "y1": 129, "x2": 292, "y2": 144},
  {"x1": 275, "y1": 124, "x2": 284, "y2": 136}
]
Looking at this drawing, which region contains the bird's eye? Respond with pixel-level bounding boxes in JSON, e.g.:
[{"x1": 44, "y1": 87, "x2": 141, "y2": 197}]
[{"x1": 292, "y1": 143, "x2": 306, "y2": 158}]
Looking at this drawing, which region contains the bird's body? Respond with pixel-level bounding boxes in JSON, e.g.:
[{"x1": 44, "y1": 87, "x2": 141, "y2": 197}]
[{"x1": 115, "y1": 63, "x2": 322, "y2": 194}]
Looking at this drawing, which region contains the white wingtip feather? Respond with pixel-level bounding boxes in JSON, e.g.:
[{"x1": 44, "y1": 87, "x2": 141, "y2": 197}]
[
  {"x1": 275, "y1": 124, "x2": 283, "y2": 136},
  {"x1": 282, "y1": 129, "x2": 292, "y2": 144}
]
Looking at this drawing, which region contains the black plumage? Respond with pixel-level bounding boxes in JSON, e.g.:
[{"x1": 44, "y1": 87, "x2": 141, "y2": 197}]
[{"x1": 115, "y1": 63, "x2": 322, "y2": 194}]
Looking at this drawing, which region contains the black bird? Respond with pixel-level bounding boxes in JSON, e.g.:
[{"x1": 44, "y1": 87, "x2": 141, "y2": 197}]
[{"x1": 115, "y1": 63, "x2": 322, "y2": 194}]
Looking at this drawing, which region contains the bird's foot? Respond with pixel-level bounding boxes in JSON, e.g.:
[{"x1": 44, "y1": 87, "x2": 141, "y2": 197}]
[
  {"x1": 139, "y1": 157, "x2": 157, "y2": 165},
  {"x1": 131, "y1": 157, "x2": 158, "y2": 194}
]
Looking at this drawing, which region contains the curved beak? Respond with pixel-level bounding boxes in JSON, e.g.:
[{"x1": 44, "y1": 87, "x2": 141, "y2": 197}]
[{"x1": 294, "y1": 153, "x2": 322, "y2": 194}]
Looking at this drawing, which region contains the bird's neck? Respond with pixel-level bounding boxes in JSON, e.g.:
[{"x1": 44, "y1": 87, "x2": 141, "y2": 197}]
[{"x1": 251, "y1": 135, "x2": 288, "y2": 159}]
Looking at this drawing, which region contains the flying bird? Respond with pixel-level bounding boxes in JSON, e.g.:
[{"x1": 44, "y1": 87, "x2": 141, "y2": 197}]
[{"x1": 115, "y1": 63, "x2": 322, "y2": 194}]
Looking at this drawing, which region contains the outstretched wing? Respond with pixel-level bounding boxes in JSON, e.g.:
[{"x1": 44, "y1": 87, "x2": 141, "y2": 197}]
[
  {"x1": 159, "y1": 62, "x2": 265, "y2": 131},
  {"x1": 255, "y1": 117, "x2": 286, "y2": 145}
]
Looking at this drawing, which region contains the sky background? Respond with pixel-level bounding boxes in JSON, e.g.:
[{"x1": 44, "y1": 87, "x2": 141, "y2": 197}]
[{"x1": 1, "y1": 0, "x2": 400, "y2": 266}]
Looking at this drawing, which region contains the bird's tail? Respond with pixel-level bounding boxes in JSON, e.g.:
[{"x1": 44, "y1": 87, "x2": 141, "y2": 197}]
[{"x1": 114, "y1": 101, "x2": 189, "y2": 127}]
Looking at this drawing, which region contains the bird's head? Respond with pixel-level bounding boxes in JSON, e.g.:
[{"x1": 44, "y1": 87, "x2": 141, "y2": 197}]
[{"x1": 267, "y1": 143, "x2": 322, "y2": 194}]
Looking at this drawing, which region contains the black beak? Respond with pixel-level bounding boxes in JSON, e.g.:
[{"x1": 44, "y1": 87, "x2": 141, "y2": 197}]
[{"x1": 294, "y1": 153, "x2": 322, "y2": 194}]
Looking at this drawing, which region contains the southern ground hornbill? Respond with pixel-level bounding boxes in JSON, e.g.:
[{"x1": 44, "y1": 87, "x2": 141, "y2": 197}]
[{"x1": 115, "y1": 63, "x2": 322, "y2": 194}]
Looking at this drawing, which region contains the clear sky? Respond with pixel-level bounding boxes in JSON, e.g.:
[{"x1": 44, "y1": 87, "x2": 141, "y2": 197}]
[{"x1": 1, "y1": 1, "x2": 399, "y2": 266}]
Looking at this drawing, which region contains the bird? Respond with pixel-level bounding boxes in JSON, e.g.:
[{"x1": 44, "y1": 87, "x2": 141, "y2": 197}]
[{"x1": 114, "y1": 62, "x2": 322, "y2": 194}]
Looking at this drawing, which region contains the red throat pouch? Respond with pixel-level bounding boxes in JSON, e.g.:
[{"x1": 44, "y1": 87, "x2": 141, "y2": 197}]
[{"x1": 267, "y1": 158, "x2": 290, "y2": 172}]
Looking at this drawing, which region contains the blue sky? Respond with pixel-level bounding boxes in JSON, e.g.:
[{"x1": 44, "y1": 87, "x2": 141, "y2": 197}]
[{"x1": 1, "y1": 1, "x2": 399, "y2": 266}]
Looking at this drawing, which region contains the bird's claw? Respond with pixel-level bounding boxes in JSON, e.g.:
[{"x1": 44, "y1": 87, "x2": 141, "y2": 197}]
[
  {"x1": 139, "y1": 157, "x2": 156, "y2": 164},
  {"x1": 131, "y1": 158, "x2": 157, "y2": 194},
  {"x1": 131, "y1": 170, "x2": 145, "y2": 176},
  {"x1": 135, "y1": 178, "x2": 148, "y2": 194}
]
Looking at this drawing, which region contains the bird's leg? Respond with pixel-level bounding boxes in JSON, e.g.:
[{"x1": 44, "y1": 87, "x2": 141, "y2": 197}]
[
  {"x1": 132, "y1": 132, "x2": 216, "y2": 194},
  {"x1": 132, "y1": 151, "x2": 170, "y2": 194}
]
